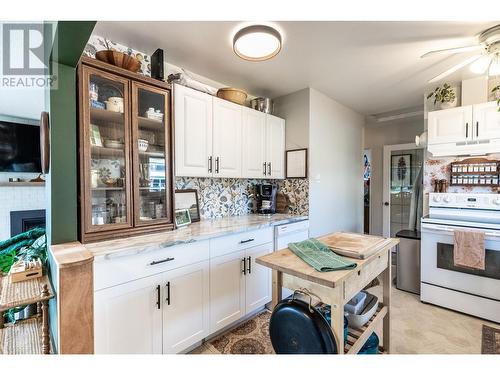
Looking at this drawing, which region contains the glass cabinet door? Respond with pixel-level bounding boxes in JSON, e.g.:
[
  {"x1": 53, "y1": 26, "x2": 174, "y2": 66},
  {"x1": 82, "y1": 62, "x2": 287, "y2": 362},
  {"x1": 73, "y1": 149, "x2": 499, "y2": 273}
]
[
  {"x1": 132, "y1": 83, "x2": 172, "y2": 225},
  {"x1": 82, "y1": 66, "x2": 132, "y2": 232}
]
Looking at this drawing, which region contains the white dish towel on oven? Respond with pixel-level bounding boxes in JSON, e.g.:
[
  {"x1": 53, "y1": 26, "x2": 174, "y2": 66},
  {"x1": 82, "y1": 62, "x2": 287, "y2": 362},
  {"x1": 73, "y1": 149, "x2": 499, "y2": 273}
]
[{"x1": 453, "y1": 230, "x2": 486, "y2": 270}]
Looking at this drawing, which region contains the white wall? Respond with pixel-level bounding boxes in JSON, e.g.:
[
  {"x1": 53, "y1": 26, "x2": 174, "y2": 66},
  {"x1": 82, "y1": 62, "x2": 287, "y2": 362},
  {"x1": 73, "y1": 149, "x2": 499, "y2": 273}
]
[
  {"x1": 308, "y1": 88, "x2": 365, "y2": 237},
  {"x1": 363, "y1": 118, "x2": 424, "y2": 235},
  {"x1": 274, "y1": 88, "x2": 310, "y2": 150}
]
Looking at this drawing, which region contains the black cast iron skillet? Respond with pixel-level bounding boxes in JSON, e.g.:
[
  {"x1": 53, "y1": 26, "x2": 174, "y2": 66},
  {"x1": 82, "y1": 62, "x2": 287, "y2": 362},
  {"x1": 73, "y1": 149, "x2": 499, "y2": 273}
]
[{"x1": 269, "y1": 291, "x2": 338, "y2": 354}]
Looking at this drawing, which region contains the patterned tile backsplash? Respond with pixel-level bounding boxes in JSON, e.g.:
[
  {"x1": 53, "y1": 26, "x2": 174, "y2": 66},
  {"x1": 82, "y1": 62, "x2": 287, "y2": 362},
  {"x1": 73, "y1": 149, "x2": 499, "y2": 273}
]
[
  {"x1": 175, "y1": 178, "x2": 309, "y2": 219},
  {"x1": 424, "y1": 153, "x2": 500, "y2": 194}
]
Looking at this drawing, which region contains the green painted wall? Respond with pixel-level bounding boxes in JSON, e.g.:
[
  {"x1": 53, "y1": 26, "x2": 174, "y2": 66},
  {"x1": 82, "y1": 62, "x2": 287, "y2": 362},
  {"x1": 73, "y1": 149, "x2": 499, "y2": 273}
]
[{"x1": 46, "y1": 21, "x2": 96, "y2": 353}]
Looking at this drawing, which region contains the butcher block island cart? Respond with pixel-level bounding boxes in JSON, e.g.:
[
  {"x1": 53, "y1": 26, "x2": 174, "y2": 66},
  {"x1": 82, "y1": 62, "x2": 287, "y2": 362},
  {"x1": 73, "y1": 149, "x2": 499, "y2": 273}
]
[{"x1": 256, "y1": 232, "x2": 399, "y2": 354}]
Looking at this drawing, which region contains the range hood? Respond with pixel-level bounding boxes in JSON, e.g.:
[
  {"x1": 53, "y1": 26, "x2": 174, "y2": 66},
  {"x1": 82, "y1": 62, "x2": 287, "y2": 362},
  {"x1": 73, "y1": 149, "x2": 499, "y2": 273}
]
[{"x1": 428, "y1": 139, "x2": 500, "y2": 157}]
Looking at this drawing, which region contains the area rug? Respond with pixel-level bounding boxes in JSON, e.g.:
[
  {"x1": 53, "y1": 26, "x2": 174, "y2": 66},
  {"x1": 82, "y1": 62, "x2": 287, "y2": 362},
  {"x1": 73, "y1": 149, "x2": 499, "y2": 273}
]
[
  {"x1": 482, "y1": 325, "x2": 500, "y2": 354},
  {"x1": 207, "y1": 310, "x2": 274, "y2": 354}
]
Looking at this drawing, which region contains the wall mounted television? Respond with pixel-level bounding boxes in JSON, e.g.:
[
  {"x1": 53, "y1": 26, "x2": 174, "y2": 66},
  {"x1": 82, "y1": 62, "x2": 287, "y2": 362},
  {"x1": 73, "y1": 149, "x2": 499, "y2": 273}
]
[{"x1": 0, "y1": 120, "x2": 41, "y2": 173}]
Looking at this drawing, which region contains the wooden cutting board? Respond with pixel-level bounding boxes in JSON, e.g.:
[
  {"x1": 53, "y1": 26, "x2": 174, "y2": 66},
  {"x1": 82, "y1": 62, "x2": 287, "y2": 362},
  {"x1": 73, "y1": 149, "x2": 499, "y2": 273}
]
[{"x1": 320, "y1": 232, "x2": 391, "y2": 259}]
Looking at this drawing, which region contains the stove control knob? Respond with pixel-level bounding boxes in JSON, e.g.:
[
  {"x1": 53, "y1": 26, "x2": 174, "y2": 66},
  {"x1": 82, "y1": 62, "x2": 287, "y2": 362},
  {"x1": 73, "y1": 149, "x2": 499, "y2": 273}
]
[
  {"x1": 433, "y1": 195, "x2": 441, "y2": 202},
  {"x1": 493, "y1": 198, "x2": 500, "y2": 206},
  {"x1": 443, "y1": 196, "x2": 451, "y2": 203}
]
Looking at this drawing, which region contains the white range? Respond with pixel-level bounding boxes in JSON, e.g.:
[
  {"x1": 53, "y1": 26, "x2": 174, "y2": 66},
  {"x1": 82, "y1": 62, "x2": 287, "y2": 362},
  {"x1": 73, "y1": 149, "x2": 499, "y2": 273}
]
[{"x1": 421, "y1": 193, "x2": 500, "y2": 323}]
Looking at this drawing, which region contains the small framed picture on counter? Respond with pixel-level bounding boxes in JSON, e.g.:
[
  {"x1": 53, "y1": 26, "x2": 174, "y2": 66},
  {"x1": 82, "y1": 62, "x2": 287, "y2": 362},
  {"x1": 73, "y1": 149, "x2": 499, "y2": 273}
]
[
  {"x1": 175, "y1": 208, "x2": 192, "y2": 227},
  {"x1": 175, "y1": 189, "x2": 200, "y2": 222},
  {"x1": 286, "y1": 148, "x2": 308, "y2": 178}
]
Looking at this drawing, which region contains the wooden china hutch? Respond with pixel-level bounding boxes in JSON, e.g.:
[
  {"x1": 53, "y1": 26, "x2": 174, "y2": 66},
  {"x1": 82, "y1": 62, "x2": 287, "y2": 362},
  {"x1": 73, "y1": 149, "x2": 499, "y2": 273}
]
[{"x1": 77, "y1": 57, "x2": 174, "y2": 242}]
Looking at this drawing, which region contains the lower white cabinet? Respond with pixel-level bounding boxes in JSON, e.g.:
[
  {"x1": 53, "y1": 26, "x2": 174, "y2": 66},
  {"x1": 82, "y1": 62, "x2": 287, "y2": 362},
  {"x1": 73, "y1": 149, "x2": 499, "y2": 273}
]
[
  {"x1": 94, "y1": 261, "x2": 209, "y2": 354},
  {"x1": 163, "y1": 261, "x2": 210, "y2": 354},
  {"x1": 209, "y1": 250, "x2": 246, "y2": 333},
  {"x1": 94, "y1": 272, "x2": 164, "y2": 354},
  {"x1": 209, "y1": 243, "x2": 273, "y2": 334}
]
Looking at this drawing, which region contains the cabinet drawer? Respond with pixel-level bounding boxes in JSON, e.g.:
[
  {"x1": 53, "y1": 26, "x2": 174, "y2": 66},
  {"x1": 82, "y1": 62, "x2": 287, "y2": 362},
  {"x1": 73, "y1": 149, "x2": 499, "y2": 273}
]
[
  {"x1": 95, "y1": 240, "x2": 209, "y2": 291},
  {"x1": 343, "y1": 251, "x2": 389, "y2": 303},
  {"x1": 210, "y1": 228, "x2": 273, "y2": 258}
]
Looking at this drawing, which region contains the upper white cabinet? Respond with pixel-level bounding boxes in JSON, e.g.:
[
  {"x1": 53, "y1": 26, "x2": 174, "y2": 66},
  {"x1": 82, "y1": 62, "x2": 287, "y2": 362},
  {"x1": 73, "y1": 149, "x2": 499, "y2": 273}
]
[
  {"x1": 474, "y1": 101, "x2": 500, "y2": 142},
  {"x1": 174, "y1": 84, "x2": 285, "y2": 179},
  {"x1": 427, "y1": 101, "x2": 500, "y2": 156},
  {"x1": 428, "y1": 105, "x2": 472, "y2": 145},
  {"x1": 174, "y1": 84, "x2": 213, "y2": 177},
  {"x1": 242, "y1": 107, "x2": 267, "y2": 178},
  {"x1": 213, "y1": 97, "x2": 243, "y2": 178},
  {"x1": 266, "y1": 114, "x2": 286, "y2": 179}
]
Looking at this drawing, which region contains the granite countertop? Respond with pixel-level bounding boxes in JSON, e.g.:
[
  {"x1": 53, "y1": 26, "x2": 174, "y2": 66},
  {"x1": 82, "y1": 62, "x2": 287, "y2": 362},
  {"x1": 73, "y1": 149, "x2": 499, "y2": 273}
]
[{"x1": 86, "y1": 214, "x2": 308, "y2": 260}]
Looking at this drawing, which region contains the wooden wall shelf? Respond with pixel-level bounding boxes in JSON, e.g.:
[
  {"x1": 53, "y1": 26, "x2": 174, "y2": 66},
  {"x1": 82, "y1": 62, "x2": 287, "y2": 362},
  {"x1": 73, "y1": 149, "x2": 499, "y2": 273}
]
[{"x1": 0, "y1": 182, "x2": 45, "y2": 187}]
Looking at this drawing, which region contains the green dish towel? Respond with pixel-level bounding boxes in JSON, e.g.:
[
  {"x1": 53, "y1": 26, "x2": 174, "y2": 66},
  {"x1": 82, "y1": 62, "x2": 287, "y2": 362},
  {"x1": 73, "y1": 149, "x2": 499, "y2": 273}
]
[{"x1": 288, "y1": 238, "x2": 357, "y2": 272}]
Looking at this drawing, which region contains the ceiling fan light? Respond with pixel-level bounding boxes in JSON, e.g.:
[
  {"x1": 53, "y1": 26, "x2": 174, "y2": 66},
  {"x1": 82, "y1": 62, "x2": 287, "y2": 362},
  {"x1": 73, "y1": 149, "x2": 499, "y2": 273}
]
[
  {"x1": 233, "y1": 25, "x2": 282, "y2": 61},
  {"x1": 489, "y1": 57, "x2": 500, "y2": 76},
  {"x1": 469, "y1": 55, "x2": 492, "y2": 74}
]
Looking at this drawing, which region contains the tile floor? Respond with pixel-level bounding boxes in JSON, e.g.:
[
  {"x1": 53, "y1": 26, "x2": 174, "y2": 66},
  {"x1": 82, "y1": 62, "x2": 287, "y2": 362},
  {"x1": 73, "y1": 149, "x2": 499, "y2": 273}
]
[{"x1": 191, "y1": 285, "x2": 500, "y2": 354}]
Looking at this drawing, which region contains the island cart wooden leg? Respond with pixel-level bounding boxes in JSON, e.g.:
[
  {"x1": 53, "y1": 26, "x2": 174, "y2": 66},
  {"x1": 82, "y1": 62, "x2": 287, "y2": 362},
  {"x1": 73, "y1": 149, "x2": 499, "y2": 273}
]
[
  {"x1": 382, "y1": 249, "x2": 392, "y2": 353},
  {"x1": 272, "y1": 270, "x2": 283, "y2": 309},
  {"x1": 329, "y1": 287, "x2": 344, "y2": 354},
  {"x1": 41, "y1": 284, "x2": 50, "y2": 354},
  {"x1": 0, "y1": 311, "x2": 4, "y2": 328}
]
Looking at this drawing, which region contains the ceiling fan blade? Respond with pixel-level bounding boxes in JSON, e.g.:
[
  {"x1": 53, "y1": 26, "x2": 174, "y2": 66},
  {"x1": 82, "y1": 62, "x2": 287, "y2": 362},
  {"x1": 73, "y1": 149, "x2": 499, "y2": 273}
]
[
  {"x1": 428, "y1": 55, "x2": 482, "y2": 83},
  {"x1": 421, "y1": 45, "x2": 482, "y2": 58}
]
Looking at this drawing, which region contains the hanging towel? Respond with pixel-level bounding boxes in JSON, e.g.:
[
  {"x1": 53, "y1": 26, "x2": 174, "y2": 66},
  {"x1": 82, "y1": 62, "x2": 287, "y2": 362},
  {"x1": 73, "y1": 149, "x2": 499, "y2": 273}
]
[
  {"x1": 454, "y1": 230, "x2": 485, "y2": 270},
  {"x1": 288, "y1": 238, "x2": 357, "y2": 272}
]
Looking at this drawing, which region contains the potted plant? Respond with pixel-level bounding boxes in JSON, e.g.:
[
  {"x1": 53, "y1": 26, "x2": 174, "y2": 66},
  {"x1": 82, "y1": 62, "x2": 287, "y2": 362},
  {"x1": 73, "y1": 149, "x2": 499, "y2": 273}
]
[
  {"x1": 492, "y1": 85, "x2": 500, "y2": 112},
  {"x1": 427, "y1": 83, "x2": 457, "y2": 109}
]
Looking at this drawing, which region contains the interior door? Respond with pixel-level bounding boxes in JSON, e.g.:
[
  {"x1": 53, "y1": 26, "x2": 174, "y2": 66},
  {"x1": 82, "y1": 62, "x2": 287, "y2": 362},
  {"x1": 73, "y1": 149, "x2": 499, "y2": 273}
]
[
  {"x1": 209, "y1": 250, "x2": 246, "y2": 334},
  {"x1": 427, "y1": 105, "x2": 472, "y2": 145},
  {"x1": 265, "y1": 114, "x2": 285, "y2": 179},
  {"x1": 162, "y1": 261, "x2": 210, "y2": 354},
  {"x1": 174, "y1": 84, "x2": 213, "y2": 177},
  {"x1": 382, "y1": 144, "x2": 424, "y2": 237},
  {"x1": 94, "y1": 273, "x2": 163, "y2": 354},
  {"x1": 242, "y1": 107, "x2": 267, "y2": 178},
  {"x1": 245, "y1": 244, "x2": 273, "y2": 314},
  {"x1": 212, "y1": 97, "x2": 243, "y2": 178},
  {"x1": 474, "y1": 101, "x2": 500, "y2": 141}
]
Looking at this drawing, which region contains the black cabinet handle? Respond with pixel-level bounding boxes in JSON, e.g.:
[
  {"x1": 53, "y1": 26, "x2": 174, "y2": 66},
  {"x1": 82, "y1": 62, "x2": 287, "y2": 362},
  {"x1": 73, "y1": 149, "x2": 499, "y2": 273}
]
[
  {"x1": 166, "y1": 282, "x2": 171, "y2": 306},
  {"x1": 239, "y1": 238, "x2": 255, "y2": 244},
  {"x1": 247, "y1": 256, "x2": 252, "y2": 274},
  {"x1": 263, "y1": 162, "x2": 266, "y2": 176},
  {"x1": 208, "y1": 156, "x2": 213, "y2": 173},
  {"x1": 156, "y1": 285, "x2": 161, "y2": 310},
  {"x1": 267, "y1": 162, "x2": 271, "y2": 176},
  {"x1": 466, "y1": 122, "x2": 469, "y2": 138},
  {"x1": 215, "y1": 157, "x2": 220, "y2": 174},
  {"x1": 149, "y1": 257, "x2": 175, "y2": 266},
  {"x1": 242, "y1": 258, "x2": 247, "y2": 275},
  {"x1": 476, "y1": 121, "x2": 479, "y2": 137}
]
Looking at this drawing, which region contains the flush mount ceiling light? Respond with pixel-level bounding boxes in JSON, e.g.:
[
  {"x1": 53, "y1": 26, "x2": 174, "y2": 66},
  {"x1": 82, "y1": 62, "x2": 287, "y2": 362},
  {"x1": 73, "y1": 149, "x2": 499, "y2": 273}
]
[{"x1": 233, "y1": 25, "x2": 282, "y2": 62}]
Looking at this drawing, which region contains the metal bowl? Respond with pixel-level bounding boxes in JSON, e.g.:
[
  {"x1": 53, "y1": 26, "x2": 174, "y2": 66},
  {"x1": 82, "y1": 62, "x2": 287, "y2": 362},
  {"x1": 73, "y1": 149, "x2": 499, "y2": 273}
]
[{"x1": 250, "y1": 97, "x2": 274, "y2": 114}]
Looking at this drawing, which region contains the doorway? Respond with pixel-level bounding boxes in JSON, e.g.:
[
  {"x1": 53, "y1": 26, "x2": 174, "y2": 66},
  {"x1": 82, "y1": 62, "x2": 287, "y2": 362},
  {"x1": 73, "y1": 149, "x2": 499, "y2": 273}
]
[
  {"x1": 382, "y1": 143, "x2": 424, "y2": 238},
  {"x1": 363, "y1": 150, "x2": 372, "y2": 234}
]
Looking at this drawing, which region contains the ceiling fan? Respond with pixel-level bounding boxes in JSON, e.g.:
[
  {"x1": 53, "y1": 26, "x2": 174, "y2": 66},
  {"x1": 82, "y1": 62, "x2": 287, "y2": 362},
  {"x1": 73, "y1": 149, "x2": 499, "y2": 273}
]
[{"x1": 422, "y1": 24, "x2": 500, "y2": 83}]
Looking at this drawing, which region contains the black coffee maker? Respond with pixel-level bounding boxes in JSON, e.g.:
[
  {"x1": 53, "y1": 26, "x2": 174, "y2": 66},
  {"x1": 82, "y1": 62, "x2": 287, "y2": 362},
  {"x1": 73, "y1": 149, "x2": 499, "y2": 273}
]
[{"x1": 256, "y1": 184, "x2": 277, "y2": 215}]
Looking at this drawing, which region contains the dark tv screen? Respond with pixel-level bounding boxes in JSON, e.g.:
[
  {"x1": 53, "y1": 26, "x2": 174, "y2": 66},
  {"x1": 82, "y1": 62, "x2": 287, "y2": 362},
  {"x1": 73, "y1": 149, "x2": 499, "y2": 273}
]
[{"x1": 0, "y1": 121, "x2": 41, "y2": 172}]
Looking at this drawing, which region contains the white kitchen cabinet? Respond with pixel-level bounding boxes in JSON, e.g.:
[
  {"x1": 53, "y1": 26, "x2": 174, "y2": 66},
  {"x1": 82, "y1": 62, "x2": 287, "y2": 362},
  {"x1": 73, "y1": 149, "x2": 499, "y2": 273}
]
[
  {"x1": 266, "y1": 114, "x2": 286, "y2": 179},
  {"x1": 428, "y1": 105, "x2": 472, "y2": 145},
  {"x1": 209, "y1": 250, "x2": 246, "y2": 333},
  {"x1": 94, "y1": 273, "x2": 164, "y2": 354},
  {"x1": 244, "y1": 244, "x2": 272, "y2": 314},
  {"x1": 474, "y1": 101, "x2": 500, "y2": 142},
  {"x1": 174, "y1": 84, "x2": 213, "y2": 177},
  {"x1": 162, "y1": 261, "x2": 210, "y2": 354},
  {"x1": 242, "y1": 107, "x2": 267, "y2": 178},
  {"x1": 212, "y1": 97, "x2": 243, "y2": 178}
]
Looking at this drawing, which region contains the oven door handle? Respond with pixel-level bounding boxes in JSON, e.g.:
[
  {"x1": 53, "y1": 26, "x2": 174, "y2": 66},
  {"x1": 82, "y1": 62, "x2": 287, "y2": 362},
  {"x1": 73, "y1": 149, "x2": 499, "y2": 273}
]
[{"x1": 422, "y1": 224, "x2": 500, "y2": 238}]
